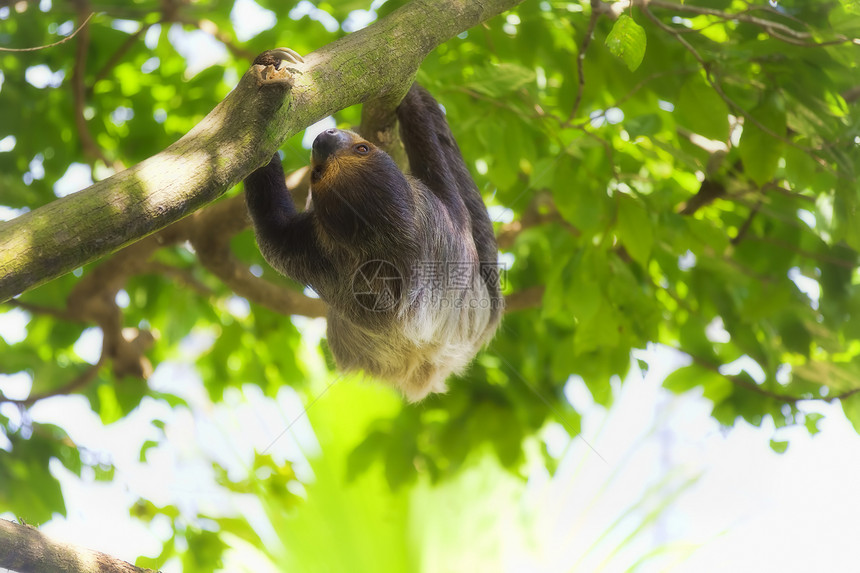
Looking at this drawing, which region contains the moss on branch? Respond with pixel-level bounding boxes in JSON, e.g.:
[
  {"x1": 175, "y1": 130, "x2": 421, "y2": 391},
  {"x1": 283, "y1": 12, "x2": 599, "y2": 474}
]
[{"x1": 0, "y1": 0, "x2": 524, "y2": 302}]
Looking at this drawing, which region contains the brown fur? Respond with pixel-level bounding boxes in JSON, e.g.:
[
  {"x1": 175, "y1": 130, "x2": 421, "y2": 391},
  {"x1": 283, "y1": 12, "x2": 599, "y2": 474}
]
[{"x1": 244, "y1": 67, "x2": 502, "y2": 401}]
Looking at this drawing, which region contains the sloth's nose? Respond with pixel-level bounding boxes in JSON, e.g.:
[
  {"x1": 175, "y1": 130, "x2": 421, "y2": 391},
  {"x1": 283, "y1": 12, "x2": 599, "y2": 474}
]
[{"x1": 312, "y1": 128, "x2": 350, "y2": 163}]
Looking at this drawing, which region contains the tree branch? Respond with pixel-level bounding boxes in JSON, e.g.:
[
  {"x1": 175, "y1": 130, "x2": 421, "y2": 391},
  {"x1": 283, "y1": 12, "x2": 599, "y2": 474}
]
[
  {"x1": 0, "y1": 519, "x2": 156, "y2": 573},
  {"x1": 1, "y1": 354, "x2": 105, "y2": 406},
  {"x1": 504, "y1": 285, "x2": 545, "y2": 312},
  {"x1": 567, "y1": 0, "x2": 601, "y2": 123},
  {"x1": 640, "y1": 2, "x2": 828, "y2": 169},
  {"x1": 0, "y1": 12, "x2": 94, "y2": 52},
  {"x1": 88, "y1": 20, "x2": 157, "y2": 94},
  {"x1": 188, "y1": 195, "x2": 328, "y2": 318},
  {"x1": 70, "y1": 6, "x2": 115, "y2": 168},
  {"x1": 0, "y1": 0, "x2": 525, "y2": 302},
  {"x1": 681, "y1": 351, "x2": 860, "y2": 404},
  {"x1": 496, "y1": 191, "x2": 580, "y2": 249},
  {"x1": 645, "y1": 0, "x2": 860, "y2": 46},
  {"x1": 359, "y1": 84, "x2": 412, "y2": 170},
  {"x1": 176, "y1": 16, "x2": 256, "y2": 61}
]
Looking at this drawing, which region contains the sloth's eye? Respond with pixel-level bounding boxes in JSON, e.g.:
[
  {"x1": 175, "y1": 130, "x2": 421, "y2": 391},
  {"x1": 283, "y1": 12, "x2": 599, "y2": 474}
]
[{"x1": 354, "y1": 144, "x2": 369, "y2": 154}]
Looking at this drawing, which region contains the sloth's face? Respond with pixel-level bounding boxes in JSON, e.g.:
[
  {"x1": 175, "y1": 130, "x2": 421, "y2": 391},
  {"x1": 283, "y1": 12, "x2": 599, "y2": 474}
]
[{"x1": 310, "y1": 128, "x2": 376, "y2": 184}]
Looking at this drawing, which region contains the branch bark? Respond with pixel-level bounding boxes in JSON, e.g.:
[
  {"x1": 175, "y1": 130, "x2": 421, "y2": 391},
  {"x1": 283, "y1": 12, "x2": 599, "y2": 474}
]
[
  {"x1": 0, "y1": 0, "x2": 524, "y2": 302},
  {"x1": 0, "y1": 519, "x2": 156, "y2": 573}
]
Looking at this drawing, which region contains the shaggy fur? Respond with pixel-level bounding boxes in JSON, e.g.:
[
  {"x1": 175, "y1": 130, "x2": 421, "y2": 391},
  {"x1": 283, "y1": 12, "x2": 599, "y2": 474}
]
[{"x1": 244, "y1": 56, "x2": 502, "y2": 401}]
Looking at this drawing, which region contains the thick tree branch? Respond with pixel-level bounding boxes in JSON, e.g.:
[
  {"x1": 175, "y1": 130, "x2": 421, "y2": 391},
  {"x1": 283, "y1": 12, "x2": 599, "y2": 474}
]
[
  {"x1": 0, "y1": 519, "x2": 156, "y2": 573},
  {"x1": 2, "y1": 169, "x2": 320, "y2": 402},
  {"x1": 0, "y1": 0, "x2": 524, "y2": 302},
  {"x1": 188, "y1": 195, "x2": 328, "y2": 318},
  {"x1": 359, "y1": 85, "x2": 411, "y2": 170}
]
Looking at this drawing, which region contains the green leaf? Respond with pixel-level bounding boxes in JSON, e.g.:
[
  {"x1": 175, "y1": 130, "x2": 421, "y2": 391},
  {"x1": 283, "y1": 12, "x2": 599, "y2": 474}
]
[
  {"x1": 140, "y1": 440, "x2": 159, "y2": 462},
  {"x1": 663, "y1": 364, "x2": 731, "y2": 405},
  {"x1": 769, "y1": 439, "x2": 789, "y2": 453},
  {"x1": 625, "y1": 113, "x2": 662, "y2": 138},
  {"x1": 804, "y1": 413, "x2": 824, "y2": 436},
  {"x1": 605, "y1": 14, "x2": 647, "y2": 71},
  {"x1": 616, "y1": 194, "x2": 653, "y2": 267},
  {"x1": 184, "y1": 529, "x2": 227, "y2": 572},
  {"x1": 95, "y1": 383, "x2": 123, "y2": 425},
  {"x1": 6, "y1": 5, "x2": 860, "y2": 562},
  {"x1": 842, "y1": 393, "x2": 860, "y2": 434},
  {"x1": 676, "y1": 74, "x2": 730, "y2": 141},
  {"x1": 551, "y1": 152, "x2": 611, "y2": 236},
  {"x1": 574, "y1": 301, "x2": 620, "y2": 354},
  {"x1": 738, "y1": 93, "x2": 787, "y2": 186},
  {"x1": 783, "y1": 145, "x2": 817, "y2": 190},
  {"x1": 347, "y1": 431, "x2": 388, "y2": 481},
  {"x1": 464, "y1": 63, "x2": 536, "y2": 97}
]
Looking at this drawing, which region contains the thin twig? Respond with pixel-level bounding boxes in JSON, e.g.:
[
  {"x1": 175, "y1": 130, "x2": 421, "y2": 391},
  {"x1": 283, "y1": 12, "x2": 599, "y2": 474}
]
[
  {"x1": 683, "y1": 350, "x2": 860, "y2": 404},
  {"x1": 571, "y1": 67, "x2": 698, "y2": 127},
  {"x1": 647, "y1": 0, "x2": 859, "y2": 46},
  {"x1": 175, "y1": 16, "x2": 255, "y2": 61},
  {"x1": 0, "y1": 354, "x2": 106, "y2": 406},
  {"x1": 640, "y1": 3, "x2": 829, "y2": 170},
  {"x1": 138, "y1": 261, "x2": 216, "y2": 296},
  {"x1": 744, "y1": 235, "x2": 857, "y2": 269},
  {"x1": 0, "y1": 12, "x2": 95, "y2": 52},
  {"x1": 3, "y1": 298, "x2": 75, "y2": 321},
  {"x1": 70, "y1": 7, "x2": 115, "y2": 168},
  {"x1": 730, "y1": 201, "x2": 760, "y2": 245},
  {"x1": 567, "y1": 0, "x2": 601, "y2": 123},
  {"x1": 88, "y1": 20, "x2": 158, "y2": 94}
]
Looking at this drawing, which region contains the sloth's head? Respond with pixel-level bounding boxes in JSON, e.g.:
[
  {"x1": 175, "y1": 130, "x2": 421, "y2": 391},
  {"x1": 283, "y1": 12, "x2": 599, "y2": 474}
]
[{"x1": 309, "y1": 128, "x2": 417, "y2": 247}]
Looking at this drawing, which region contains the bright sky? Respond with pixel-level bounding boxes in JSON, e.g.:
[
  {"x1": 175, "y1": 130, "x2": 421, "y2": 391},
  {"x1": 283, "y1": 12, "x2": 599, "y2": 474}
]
[
  {"x1": 3, "y1": 340, "x2": 858, "y2": 572},
  {"x1": 2, "y1": 1, "x2": 860, "y2": 571}
]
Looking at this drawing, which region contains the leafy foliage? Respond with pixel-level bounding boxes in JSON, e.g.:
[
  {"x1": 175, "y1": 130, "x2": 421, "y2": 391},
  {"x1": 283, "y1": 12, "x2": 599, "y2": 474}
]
[
  {"x1": 606, "y1": 14, "x2": 647, "y2": 71},
  {"x1": 1, "y1": 0, "x2": 859, "y2": 567}
]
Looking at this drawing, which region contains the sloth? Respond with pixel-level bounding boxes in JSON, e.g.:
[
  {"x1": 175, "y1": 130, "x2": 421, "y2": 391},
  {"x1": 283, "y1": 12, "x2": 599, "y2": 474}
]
[{"x1": 244, "y1": 49, "x2": 502, "y2": 401}]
